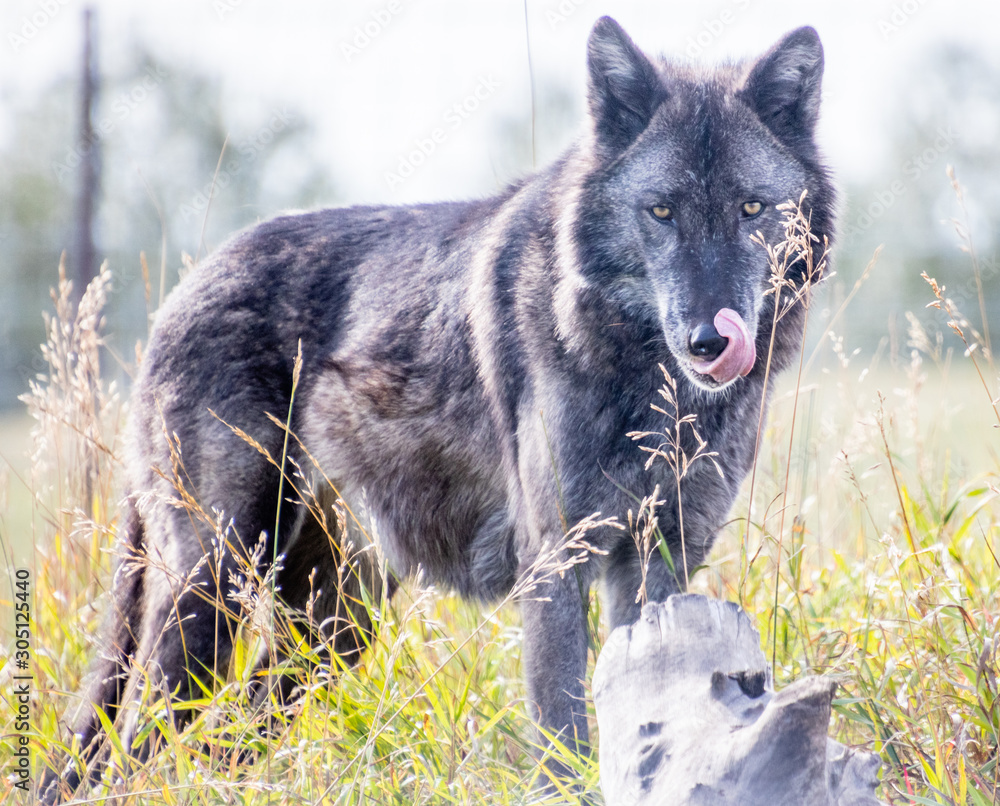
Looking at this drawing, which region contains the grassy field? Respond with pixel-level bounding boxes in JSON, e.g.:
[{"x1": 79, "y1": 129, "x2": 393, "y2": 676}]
[{"x1": 2, "y1": 240, "x2": 999, "y2": 805}]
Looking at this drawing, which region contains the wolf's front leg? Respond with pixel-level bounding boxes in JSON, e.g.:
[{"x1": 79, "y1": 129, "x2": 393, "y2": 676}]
[
  {"x1": 521, "y1": 564, "x2": 591, "y2": 781},
  {"x1": 604, "y1": 536, "x2": 685, "y2": 630}
]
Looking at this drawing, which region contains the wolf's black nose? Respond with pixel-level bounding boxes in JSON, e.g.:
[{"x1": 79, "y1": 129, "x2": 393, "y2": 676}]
[{"x1": 688, "y1": 323, "x2": 729, "y2": 359}]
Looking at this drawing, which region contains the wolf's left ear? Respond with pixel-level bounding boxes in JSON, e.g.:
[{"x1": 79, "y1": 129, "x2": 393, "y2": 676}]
[
  {"x1": 740, "y1": 27, "x2": 824, "y2": 144},
  {"x1": 587, "y1": 17, "x2": 666, "y2": 156}
]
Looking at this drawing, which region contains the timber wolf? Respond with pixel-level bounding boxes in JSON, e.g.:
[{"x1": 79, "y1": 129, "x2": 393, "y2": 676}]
[{"x1": 42, "y1": 16, "x2": 834, "y2": 799}]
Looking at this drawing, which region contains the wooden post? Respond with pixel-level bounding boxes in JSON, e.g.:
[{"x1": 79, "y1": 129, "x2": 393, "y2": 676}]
[
  {"x1": 593, "y1": 595, "x2": 886, "y2": 805},
  {"x1": 73, "y1": 6, "x2": 99, "y2": 301}
]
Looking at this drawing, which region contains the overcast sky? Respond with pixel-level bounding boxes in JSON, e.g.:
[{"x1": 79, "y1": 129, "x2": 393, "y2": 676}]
[{"x1": 3, "y1": 0, "x2": 999, "y2": 208}]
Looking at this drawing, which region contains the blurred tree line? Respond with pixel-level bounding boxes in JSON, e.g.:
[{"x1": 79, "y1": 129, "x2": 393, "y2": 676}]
[
  {"x1": 834, "y1": 43, "x2": 1000, "y2": 363},
  {"x1": 0, "y1": 36, "x2": 333, "y2": 409}
]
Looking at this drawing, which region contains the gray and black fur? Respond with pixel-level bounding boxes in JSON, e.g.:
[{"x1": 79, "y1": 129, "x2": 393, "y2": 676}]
[{"x1": 42, "y1": 17, "x2": 834, "y2": 800}]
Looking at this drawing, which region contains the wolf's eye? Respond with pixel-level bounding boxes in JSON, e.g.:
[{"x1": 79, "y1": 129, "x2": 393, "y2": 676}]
[
  {"x1": 741, "y1": 200, "x2": 764, "y2": 218},
  {"x1": 651, "y1": 205, "x2": 673, "y2": 221}
]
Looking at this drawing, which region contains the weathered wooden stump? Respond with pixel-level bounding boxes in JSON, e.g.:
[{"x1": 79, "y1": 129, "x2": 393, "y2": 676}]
[{"x1": 593, "y1": 594, "x2": 885, "y2": 806}]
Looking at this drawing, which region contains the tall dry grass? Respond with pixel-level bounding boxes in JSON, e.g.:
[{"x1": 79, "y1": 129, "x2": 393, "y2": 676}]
[{"x1": 2, "y1": 176, "x2": 998, "y2": 804}]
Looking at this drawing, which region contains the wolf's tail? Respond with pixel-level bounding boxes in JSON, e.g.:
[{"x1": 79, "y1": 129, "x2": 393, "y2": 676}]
[{"x1": 39, "y1": 495, "x2": 145, "y2": 804}]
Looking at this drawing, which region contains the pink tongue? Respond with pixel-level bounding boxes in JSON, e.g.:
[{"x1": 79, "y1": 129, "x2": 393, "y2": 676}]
[{"x1": 691, "y1": 308, "x2": 756, "y2": 383}]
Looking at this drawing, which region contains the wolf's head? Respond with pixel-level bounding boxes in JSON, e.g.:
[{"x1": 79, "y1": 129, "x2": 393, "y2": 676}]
[{"x1": 567, "y1": 17, "x2": 834, "y2": 391}]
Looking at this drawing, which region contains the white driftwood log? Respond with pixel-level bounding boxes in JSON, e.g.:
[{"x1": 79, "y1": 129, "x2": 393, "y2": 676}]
[{"x1": 593, "y1": 594, "x2": 885, "y2": 806}]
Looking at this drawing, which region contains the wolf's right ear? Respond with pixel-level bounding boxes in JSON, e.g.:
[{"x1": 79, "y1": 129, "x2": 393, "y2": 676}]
[{"x1": 587, "y1": 17, "x2": 665, "y2": 157}]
